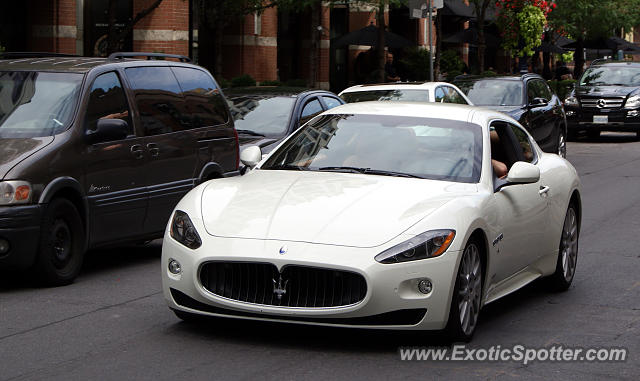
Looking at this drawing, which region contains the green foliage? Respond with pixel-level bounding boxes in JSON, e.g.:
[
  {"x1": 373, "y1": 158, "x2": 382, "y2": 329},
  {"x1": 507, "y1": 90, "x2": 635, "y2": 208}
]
[
  {"x1": 259, "y1": 80, "x2": 282, "y2": 86},
  {"x1": 547, "y1": 79, "x2": 577, "y2": 100},
  {"x1": 439, "y1": 50, "x2": 465, "y2": 74},
  {"x1": 217, "y1": 77, "x2": 231, "y2": 88},
  {"x1": 560, "y1": 51, "x2": 574, "y2": 63},
  {"x1": 498, "y1": 1, "x2": 547, "y2": 57},
  {"x1": 550, "y1": 0, "x2": 640, "y2": 40},
  {"x1": 231, "y1": 74, "x2": 257, "y2": 87},
  {"x1": 446, "y1": 70, "x2": 463, "y2": 82},
  {"x1": 398, "y1": 47, "x2": 431, "y2": 81},
  {"x1": 517, "y1": 5, "x2": 545, "y2": 56},
  {"x1": 481, "y1": 70, "x2": 497, "y2": 77}
]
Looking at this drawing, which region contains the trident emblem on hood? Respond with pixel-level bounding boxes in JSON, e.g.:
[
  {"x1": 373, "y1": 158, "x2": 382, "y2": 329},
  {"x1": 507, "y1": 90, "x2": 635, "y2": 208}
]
[{"x1": 272, "y1": 275, "x2": 289, "y2": 300}]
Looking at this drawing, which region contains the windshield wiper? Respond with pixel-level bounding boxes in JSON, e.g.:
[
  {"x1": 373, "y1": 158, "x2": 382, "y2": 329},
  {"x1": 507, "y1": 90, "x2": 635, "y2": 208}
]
[
  {"x1": 266, "y1": 164, "x2": 310, "y2": 171},
  {"x1": 236, "y1": 129, "x2": 265, "y2": 137},
  {"x1": 318, "y1": 166, "x2": 423, "y2": 178}
]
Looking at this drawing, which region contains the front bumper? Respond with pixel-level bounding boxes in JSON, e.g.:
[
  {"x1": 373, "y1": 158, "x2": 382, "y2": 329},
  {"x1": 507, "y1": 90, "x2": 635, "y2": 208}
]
[
  {"x1": 161, "y1": 234, "x2": 462, "y2": 331},
  {"x1": 566, "y1": 107, "x2": 640, "y2": 132},
  {"x1": 0, "y1": 204, "x2": 42, "y2": 269}
]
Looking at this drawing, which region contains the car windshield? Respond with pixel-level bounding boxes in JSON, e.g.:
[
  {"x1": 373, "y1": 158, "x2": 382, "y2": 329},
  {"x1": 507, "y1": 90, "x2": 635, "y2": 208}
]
[
  {"x1": 580, "y1": 66, "x2": 640, "y2": 86},
  {"x1": 456, "y1": 79, "x2": 523, "y2": 106},
  {"x1": 341, "y1": 89, "x2": 430, "y2": 103},
  {"x1": 0, "y1": 71, "x2": 83, "y2": 138},
  {"x1": 227, "y1": 95, "x2": 296, "y2": 136},
  {"x1": 261, "y1": 114, "x2": 482, "y2": 183}
]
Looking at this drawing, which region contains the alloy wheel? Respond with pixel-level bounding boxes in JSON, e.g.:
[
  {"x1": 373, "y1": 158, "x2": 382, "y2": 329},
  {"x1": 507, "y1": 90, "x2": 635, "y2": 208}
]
[
  {"x1": 561, "y1": 207, "x2": 579, "y2": 282},
  {"x1": 457, "y1": 243, "x2": 482, "y2": 336}
]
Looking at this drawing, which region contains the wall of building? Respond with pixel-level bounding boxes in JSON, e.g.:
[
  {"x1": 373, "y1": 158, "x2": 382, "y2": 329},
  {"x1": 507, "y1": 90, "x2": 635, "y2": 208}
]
[
  {"x1": 28, "y1": 0, "x2": 77, "y2": 54},
  {"x1": 132, "y1": 0, "x2": 189, "y2": 56}
]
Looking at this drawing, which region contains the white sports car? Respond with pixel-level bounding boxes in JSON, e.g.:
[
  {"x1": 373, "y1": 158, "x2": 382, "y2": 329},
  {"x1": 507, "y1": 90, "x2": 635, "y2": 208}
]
[{"x1": 162, "y1": 102, "x2": 581, "y2": 341}]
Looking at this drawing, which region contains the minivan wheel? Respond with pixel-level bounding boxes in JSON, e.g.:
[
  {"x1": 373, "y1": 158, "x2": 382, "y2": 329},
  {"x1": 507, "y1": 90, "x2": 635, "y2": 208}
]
[{"x1": 34, "y1": 198, "x2": 85, "y2": 286}]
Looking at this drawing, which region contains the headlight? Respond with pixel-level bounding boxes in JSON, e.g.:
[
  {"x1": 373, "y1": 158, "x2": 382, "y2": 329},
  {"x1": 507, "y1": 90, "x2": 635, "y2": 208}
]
[
  {"x1": 625, "y1": 95, "x2": 640, "y2": 108},
  {"x1": 375, "y1": 229, "x2": 455, "y2": 264},
  {"x1": 0, "y1": 181, "x2": 32, "y2": 205},
  {"x1": 170, "y1": 210, "x2": 202, "y2": 249},
  {"x1": 564, "y1": 96, "x2": 578, "y2": 107}
]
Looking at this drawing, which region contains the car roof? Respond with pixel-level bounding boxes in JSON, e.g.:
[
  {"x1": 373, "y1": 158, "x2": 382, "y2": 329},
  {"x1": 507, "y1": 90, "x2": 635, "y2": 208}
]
[
  {"x1": 322, "y1": 101, "x2": 485, "y2": 122},
  {"x1": 340, "y1": 81, "x2": 453, "y2": 94},
  {"x1": 454, "y1": 73, "x2": 542, "y2": 82},
  {"x1": 0, "y1": 56, "x2": 202, "y2": 74},
  {"x1": 225, "y1": 87, "x2": 331, "y2": 99}
]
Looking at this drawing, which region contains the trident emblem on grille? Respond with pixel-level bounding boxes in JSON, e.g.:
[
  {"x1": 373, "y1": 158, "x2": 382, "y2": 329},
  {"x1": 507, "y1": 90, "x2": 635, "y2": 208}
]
[{"x1": 272, "y1": 275, "x2": 289, "y2": 300}]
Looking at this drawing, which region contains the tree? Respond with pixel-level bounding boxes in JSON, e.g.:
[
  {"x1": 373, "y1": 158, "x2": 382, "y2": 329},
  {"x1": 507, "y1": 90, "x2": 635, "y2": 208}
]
[
  {"x1": 550, "y1": 0, "x2": 640, "y2": 78},
  {"x1": 468, "y1": 0, "x2": 493, "y2": 73}
]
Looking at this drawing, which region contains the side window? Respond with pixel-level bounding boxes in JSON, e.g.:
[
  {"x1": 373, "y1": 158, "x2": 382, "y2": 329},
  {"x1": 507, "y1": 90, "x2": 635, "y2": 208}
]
[
  {"x1": 171, "y1": 67, "x2": 229, "y2": 128},
  {"x1": 510, "y1": 124, "x2": 535, "y2": 162},
  {"x1": 85, "y1": 71, "x2": 132, "y2": 137},
  {"x1": 299, "y1": 98, "x2": 323, "y2": 125},
  {"x1": 435, "y1": 87, "x2": 446, "y2": 102},
  {"x1": 539, "y1": 81, "x2": 553, "y2": 101},
  {"x1": 322, "y1": 96, "x2": 342, "y2": 110},
  {"x1": 125, "y1": 66, "x2": 189, "y2": 136},
  {"x1": 526, "y1": 81, "x2": 538, "y2": 104},
  {"x1": 444, "y1": 87, "x2": 467, "y2": 104}
]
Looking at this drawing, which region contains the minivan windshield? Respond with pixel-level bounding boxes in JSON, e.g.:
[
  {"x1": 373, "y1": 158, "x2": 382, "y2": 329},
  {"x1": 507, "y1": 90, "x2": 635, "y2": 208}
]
[
  {"x1": 580, "y1": 66, "x2": 640, "y2": 86},
  {"x1": 456, "y1": 79, "x2": 523, "y2": 106},
  {"x1": 0, "y1": 71, "x2": 83, "y2": 138},
  {"x1": 262, "y1": 114, "x2": 483, "y2": 183}
]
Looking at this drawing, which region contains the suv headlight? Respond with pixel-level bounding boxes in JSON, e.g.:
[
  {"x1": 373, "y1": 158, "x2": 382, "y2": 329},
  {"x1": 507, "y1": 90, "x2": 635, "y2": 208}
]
[
  {"x1": 375, "y1": 229, "x2": 456, "y2": 264},
  {"x1": 564, "y1": 96, "x2": 578, "y2": 107},
  {"x1": 625, "y1": 95, "x2": 640, "y2": 108},
  {"x1": 170, "y1": 210, "x2": 202, "y2": 249},
  {"x1": 0, "y1": 181, "x2": 32, "y2": 205}
]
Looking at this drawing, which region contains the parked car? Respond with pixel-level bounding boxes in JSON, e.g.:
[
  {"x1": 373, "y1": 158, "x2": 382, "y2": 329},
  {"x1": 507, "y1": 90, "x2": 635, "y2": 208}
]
[
  {"x1": 225, "y1": 88, "x2": 344, "y2": 159},
  {"x1": 0, "y1": 52, "x2": 239, "y2": 285},
  {"x1": 454, "y1": 74, "x2": 568, "y2": 157},
  {"x1": 563, "y1": 60, "x2": 640, "y2": 140},
  {"x1": 339, "y1": 81, "x2": 472, "y2": 105},
  {"x1": 162, "y1": 102, "x2": 581, "y2": 341}
]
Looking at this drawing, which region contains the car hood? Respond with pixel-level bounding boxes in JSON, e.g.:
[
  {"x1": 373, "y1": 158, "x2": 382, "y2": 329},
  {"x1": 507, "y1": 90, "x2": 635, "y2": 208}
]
[
  {"x1": 0, "y1": 136, "x2": 54, "y2": 179},
  {"x1": 576, "y1": 85, "x2": 636, "y2": 97},
  {"x1": 200, "y1": 170, "x2": 476, "y2": 248}
]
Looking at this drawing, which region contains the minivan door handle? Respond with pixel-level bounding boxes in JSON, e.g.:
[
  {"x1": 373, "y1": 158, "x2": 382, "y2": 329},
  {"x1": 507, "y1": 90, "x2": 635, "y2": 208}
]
[
  {"x1": 146, "y1": 143, "x2": 160, "y2": 157},
  {"x1": 130, "y1": 144, "x2": 144, "y2": 159}
]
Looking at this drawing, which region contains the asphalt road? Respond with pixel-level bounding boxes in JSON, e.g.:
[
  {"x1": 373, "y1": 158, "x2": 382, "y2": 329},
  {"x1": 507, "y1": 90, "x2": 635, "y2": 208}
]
[{"x1": 1, "y1": 133, "x2": 639, "y2": 380}]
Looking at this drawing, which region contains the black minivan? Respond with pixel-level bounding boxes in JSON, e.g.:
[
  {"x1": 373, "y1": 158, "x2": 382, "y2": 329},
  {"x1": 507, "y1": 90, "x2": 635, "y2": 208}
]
[{"x1": 0, "y1": 52, "x2": 239, "y2": 285}]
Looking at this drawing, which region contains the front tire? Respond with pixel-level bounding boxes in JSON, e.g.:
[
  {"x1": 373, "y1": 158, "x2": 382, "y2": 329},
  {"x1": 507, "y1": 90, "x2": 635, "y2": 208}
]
[
  {"x1": 446, "y1": 240, "x2": 483, "y2": 342},
  {"x1": 548, "y1": 204, "x2": 579, "y2": 291},
  {"x1": 33, "y1": 198, "x2": 85, "y2": 286}
]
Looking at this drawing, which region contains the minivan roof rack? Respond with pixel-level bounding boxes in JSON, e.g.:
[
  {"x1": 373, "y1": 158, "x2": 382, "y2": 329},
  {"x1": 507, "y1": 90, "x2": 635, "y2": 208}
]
[
  {"x1": 0, "y1": 52, "x2": 78, "y2": 59},
  {"x1": 107, "y1": 52, "x2": 191, "y2": 62}
]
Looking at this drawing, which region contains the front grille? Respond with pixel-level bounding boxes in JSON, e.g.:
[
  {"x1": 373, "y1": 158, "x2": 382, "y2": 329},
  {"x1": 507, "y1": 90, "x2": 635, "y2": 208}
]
[
  {"x1": 199, "y1": 262, "x2": 367, "y2": 308},
  {"x1": 580, "y1": 97, "x2": 625, "y2": 108},
  {"x1": 171, "y1": 288, "x2": 426, "y2": 326}
]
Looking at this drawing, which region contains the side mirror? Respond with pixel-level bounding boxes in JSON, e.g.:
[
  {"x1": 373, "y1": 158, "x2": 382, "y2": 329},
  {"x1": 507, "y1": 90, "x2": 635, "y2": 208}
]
[
  {"x1": 529, "y1": 97, "x2": 548, "y2": 107},
  {"x1": 506, "y1": 161, "x2": 540, "y2": 184},
  {"x1": 86, "y1": 118, "x2": 129, "y2": 144},
  {"x1": 240, "y1": 145, "x2": 262, "y2": 169}
]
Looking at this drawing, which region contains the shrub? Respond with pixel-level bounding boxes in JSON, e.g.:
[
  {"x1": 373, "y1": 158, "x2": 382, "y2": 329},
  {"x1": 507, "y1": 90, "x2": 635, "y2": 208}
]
[
  {"x1": 548, "y1": 79, "x2": 577, "y2": 100},
  {"x1": 216, "y1": 77, "x2": 231, "y2": 89},
  {"x1": 231, "y1": 74, "x2": 256, "y2": 87},
  {"x1": 398, "y1": 47, "x2": 431, "y2": 81},
  {"x1": 285, "y1": 78, "x2": 307, "y2": 87},
  {"x1": 259, "y1": 80, "x2": 282, "y2": 86},
  {"x1": 440, "y1": 50, "x2": 465, "y2": 76}
]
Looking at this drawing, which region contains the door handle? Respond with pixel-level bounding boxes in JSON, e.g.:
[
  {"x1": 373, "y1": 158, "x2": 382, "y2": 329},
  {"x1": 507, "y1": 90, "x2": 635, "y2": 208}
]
[
  {"x1": 147, "y1": 143, "x2": 160, "y2": 157},
  {"x1": 539, "y1": 185, "x2": 550, "y2": 196},
  {"x1": 130, "y1": 144, "x2": 144, "y2": 159}
]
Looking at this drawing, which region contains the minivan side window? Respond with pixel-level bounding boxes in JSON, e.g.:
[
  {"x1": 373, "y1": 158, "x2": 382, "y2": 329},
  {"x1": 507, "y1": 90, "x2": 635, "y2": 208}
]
[
  {"x1": 85, "y1": 71, "x2": 132, "y2": 136},
  {"x1": 171, "y1": 67, "x2": 229, "y2": 128},
  {"x1": 299, "y1": 98, "x2": 323, "y2": 125},
  {"x1": 125, "y1": 66, "x2": 189, "y2": 136}
]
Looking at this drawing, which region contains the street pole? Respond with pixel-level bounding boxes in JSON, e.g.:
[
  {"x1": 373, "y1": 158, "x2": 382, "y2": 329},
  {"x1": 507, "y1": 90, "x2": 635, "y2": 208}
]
[{"x1": 428, "y1": 0, "x2": 433, "y2": 81}]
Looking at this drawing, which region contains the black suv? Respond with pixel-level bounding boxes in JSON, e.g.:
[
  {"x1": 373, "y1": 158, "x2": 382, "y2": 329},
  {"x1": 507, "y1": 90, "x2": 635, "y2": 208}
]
[
  {"x1": 0, "y1": 52, "x2": 239, "y2": 285},
  {"x1": 454, "y1": 73, "x2": 568, "y2": 157},
  {"x1": 564, "y1": 61, "x2": 640, "y2": 139}
]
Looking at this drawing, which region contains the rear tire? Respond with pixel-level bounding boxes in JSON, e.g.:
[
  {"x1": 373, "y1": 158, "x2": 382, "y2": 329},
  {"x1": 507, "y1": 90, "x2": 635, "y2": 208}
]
[
  {"x1": 548, "y1": 204, "x2": 579, "y2": 291},
  {"x1": 446, "y1": 239, "x2": 483, "y2": 342},
  {"x1": 33, "y1": 198, "x2": 85, "y2": 286}
]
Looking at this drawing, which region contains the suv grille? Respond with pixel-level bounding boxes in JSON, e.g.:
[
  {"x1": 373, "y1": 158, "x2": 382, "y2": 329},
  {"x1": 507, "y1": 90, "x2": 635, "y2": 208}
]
[
  {"x1": 199, "y1": 262, "x2": 367, "y2": 308},
  {"x1": 580, "y1": 97, "x2": 625, "y2": 108}
]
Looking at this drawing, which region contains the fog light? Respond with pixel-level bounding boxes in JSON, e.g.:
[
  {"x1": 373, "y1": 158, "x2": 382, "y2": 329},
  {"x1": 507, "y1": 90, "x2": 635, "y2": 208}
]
[
  {"x1": 168, "y1": 259, "x2": 182, "y2": 274},
  {"x1": 0, "y1": 238, "x2": 9, "y2": 255},
  {"x1": 627, "y1": 110, "x2": 639, "y2": 117},
  {"x1": 417, "y1": 278, "x2": 432, "y2": 294}
]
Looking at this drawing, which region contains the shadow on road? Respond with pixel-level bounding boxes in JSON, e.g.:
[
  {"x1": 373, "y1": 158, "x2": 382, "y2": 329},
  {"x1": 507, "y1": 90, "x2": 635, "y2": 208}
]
[{"x1": 0, "y1": 240, "x2": 162, "y2": 291}]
